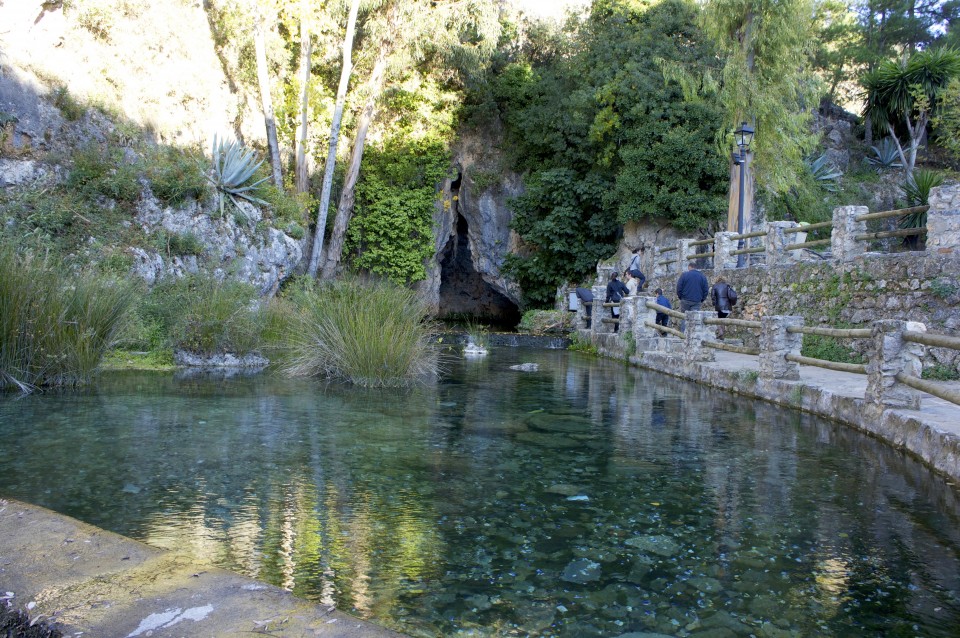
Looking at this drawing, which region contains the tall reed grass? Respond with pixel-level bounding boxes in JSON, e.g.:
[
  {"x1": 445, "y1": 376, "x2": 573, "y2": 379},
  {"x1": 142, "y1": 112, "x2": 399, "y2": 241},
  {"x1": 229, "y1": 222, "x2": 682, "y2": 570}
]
[
  {"x1": 271, "y1": 277, "x2": 441, "y2": 387},
  {"x1": 0, "y1": 246, "x2": 132, "y2": 392}
]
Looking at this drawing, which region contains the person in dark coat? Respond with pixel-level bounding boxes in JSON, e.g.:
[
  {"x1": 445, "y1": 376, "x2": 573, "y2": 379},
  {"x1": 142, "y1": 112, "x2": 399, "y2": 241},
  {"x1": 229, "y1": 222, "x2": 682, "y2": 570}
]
[
  {"x1": 605, "y1": 272, "x2": 629, "y2": 332},
  {"x1": 654, "y1": 288, "x2": 672, "y2": 329},
  {"x1": 627, "y1": 248, "x2": 646, "y2": 291},
  {"x1": 676, "y1": 263, "x2": 709, "y2": 331},
  {"x1": 710, "y1": 276, "x2": 738, "y2": 339}
]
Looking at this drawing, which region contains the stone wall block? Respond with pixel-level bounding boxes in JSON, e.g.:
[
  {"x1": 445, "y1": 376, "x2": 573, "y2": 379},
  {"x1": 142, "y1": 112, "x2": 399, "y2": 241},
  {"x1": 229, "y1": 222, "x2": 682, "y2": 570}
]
[
  {"x1": 866, "y1": 320, "x2": 925, "y2": 409},
  {"x1": 592, "y1": 284, "x2": 613, "y2": 335},
  {"x1": 759, "y1": 315, "x2": 804, "y2": 380},
  {"x1": 684, "y1": 310, "x2": 716, "y2": 362},
  {"x1": 831, "y1": 205, "x2": 869, "y2": 263},
  {"x1": 926, "y1": 184, "x2": 960, "y2": 256},
  {"x1": 677, "y1": 239, "x2": 695, "y2": 273},
  {"x1": 714, "y1": 231, "x2": 738, "y2": 271},
  {"x1": 766, "y1": 221, "x2": 802, "y2": 267},
  {"x1": 633, "y1": 296, "x2": 661, "y2": 337}
]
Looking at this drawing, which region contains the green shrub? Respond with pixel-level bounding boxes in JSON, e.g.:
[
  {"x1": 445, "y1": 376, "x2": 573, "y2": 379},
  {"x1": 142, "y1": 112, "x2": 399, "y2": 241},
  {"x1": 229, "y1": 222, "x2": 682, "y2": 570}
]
[
  {"x1": 270, "y1": 276, "x2": 440, "y2": 387},
  {"x1": 922, "y1": 364, "x2": 960, "y2": 381},
  {"x1": 145, "y1": 145, "x2": 209, "y2": 205},
  {"x1": 166, "y1": 275, "x2": 264, "y2": 356},
  {"x1": 801, "y1": 334, "x2": 865, "y2": 365},
  {"x1": 149, "y1": 229, "x2": 205, "y2": 256},
  {"x1": 568, "y1": 334, "x2": 598, "y2": 355},
  {"x1": 0, "y1": 244, "x2": 132, "y2": 391},
  {"x1": 518, "y1": 309, "x2": 573, "y2": 334},
  {"x1": 68, "y1": 144, "x2": 140, "y2": 203},
  {"x1": 52, "y1": 85, "x2": 86, "y2": 121},
  {"x1": 255, "y1": 177, "x2": 313, "y2": 228}
]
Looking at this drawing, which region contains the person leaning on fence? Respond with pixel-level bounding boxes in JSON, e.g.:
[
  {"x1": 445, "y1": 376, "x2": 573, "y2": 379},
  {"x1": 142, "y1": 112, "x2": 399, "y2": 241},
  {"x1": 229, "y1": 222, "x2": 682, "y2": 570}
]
[
  {"x1": 605, "y1": 271, "x2": 630, "y2": 332},
  {"x1": 627, "y1": 248, "x2": 647, "y2": 291},
  {"x1": 676, "y1": 262, "x2": 708, "y2": 331},
  {"x1": 710, "y1": 276, "x2": 738, "y2": 340},
  {"x1": 654, "y1": 288, "x2": 672, "y2": 330}
]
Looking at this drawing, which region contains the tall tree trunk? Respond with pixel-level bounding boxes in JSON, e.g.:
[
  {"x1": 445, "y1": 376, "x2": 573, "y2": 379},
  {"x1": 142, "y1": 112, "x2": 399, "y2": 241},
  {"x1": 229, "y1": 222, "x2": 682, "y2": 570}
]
[
  {"x1": 254, "y1": 12, "x2": 283, "y2": 188},
  {"x1": 320, "y1": 53, "x2": 389, "y2": 280},
  {"x1": 295, "y1": 8, "x2": 312, "y2": 194},
  {"x1": 307, "y1": 0, "x2": 361, "y2": 278}
]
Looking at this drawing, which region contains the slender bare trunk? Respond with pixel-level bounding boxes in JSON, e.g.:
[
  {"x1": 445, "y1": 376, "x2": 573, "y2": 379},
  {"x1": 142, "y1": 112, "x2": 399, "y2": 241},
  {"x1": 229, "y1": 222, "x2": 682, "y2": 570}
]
[
  {"x1": 254, "y1": 12, "x2": 282, "y2": 188},
  {"x1": 307, "y1": 0, "x2": 361, "y2": 278},
  {"x1": 320, "y1": 53, "x2": 388, "y2": 280},
  {"x1": 295, "y1": 11, "x2": 312, "y2": 194}
]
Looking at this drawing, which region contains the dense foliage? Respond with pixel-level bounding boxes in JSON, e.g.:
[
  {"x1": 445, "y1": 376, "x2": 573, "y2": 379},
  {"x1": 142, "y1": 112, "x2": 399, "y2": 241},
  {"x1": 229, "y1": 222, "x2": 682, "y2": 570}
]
[{"x1": 488, "y1": 0, "x2": 728, "y2": 305}]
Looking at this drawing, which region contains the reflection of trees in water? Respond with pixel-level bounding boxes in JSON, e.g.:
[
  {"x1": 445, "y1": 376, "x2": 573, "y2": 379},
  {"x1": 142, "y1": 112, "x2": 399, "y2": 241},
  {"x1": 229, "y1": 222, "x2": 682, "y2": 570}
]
[{"x1": 1, "y1": 356, "x2": 960, "y2": 635}]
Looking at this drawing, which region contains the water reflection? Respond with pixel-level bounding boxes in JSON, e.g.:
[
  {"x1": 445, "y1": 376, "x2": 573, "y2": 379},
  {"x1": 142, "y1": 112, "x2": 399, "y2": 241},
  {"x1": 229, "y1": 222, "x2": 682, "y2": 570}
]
[{"x1": 1, "y1": 349, "x2": 959, "y2": 637}]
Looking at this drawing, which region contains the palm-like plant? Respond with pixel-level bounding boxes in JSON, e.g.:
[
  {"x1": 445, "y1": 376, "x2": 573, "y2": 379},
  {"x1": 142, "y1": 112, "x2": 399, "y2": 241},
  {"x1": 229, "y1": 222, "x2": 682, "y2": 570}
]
[
  {"x1": 207, "y1": 134, "x2": 269, "y2": 216},
  {"x1": 807, "y1": 153, "x2": 842, "y2": 192},
  {"x1": 900, "y1": 168, "x2": 943, "y2": 230},
  {"x1": 863, "y1": 48, "x2": 960, "y2": 178}
]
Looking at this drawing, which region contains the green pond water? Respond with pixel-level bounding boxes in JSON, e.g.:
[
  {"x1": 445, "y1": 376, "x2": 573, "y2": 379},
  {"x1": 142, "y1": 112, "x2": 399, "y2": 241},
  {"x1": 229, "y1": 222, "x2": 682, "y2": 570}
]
[{"x1": 2, "y1": 347, "x2": 959, "y2": 637}]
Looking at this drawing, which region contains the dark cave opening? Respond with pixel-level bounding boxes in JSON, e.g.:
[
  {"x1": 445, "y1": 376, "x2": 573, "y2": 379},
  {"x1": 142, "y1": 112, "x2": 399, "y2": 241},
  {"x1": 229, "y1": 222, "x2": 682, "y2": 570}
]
[{"x1": 438, "y1": 213, "x2": 521, "y2": 329}]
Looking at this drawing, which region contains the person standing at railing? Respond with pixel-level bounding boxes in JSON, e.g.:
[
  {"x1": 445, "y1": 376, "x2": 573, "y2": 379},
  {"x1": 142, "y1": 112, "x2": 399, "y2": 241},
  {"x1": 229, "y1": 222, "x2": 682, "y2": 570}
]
[
  {"x1": 676, "y1": 262, "x2": 708, "y2": 331},
  {"x1": 710, "y1": 276, "x2": 738, "y2": 340},
  {"x1": 605, "y1": 272, "x2": 630, "y2": 333},
  {"x1": 654, "y1": 288, "x2": 672, "y2": 330}
]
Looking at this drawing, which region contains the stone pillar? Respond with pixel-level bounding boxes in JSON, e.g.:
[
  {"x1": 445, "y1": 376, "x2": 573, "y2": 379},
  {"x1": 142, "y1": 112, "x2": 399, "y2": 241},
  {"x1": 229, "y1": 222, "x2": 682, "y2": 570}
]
[
  {"x1": 677, "y1": 239, "x2": 694, "y2": 272},
  {"x1": 684, "y1": 310, "x2": 716, "y2": 362},
  {"x1": 634, "y1": 296, "x2": 661, "y2": 337},
  {"x1": 765, "y1": 221, "x2": 802, "y2": 267},
  {"x1": 759, "y1": 315, "x2": 803, "y2": 380},
  {"x1": 926, "y1": 185, "x2": 960, "y2": 257},
  {"x1": 866, "y1": 320, "x2": 926, "y2": 409},
  {"x1": 618, "y1": 295, "x2": 641, "y2": 336},
  {"x1": 591, "y1": 284, "x2": 613, "y2": 335},
  {"x1": 831, "y1": 205, "x2": 868, "y2": 263},
  {"x1": 713, "y1": 231, "x2": 738, "y2": 271}
]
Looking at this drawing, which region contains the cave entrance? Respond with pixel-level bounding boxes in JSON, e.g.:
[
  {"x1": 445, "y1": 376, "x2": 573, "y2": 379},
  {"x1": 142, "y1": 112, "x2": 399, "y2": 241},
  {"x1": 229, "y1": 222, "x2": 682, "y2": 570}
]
[{"x1": 438, "y1": 213, "x2": 521, "y2": 329}]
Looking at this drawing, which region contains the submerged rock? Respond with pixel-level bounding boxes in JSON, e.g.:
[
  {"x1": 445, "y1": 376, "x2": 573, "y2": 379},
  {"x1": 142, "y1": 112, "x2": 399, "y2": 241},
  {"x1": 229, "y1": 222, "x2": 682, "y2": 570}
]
[
  {"x1": 561, "y1": 558, "x2": 602, "y2": 584},
  {"x1": 510, "y1": 363, "x2": 539, "y2": 372},
  {"x1": 625, "y1": 535, "x2": 680, "y2": 557}
]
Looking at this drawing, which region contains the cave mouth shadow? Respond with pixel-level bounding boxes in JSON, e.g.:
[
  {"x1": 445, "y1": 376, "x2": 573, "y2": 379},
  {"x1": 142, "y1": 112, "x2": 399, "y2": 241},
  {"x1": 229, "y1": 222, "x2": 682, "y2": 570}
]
[{"x1": 437, "y1": 213, "x2": 520, "y2": 330}]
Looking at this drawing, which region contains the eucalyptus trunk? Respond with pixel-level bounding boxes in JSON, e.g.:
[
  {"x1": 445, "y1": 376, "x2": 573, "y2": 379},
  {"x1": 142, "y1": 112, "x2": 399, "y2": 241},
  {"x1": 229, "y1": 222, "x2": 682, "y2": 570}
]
[
  {"x1": 295, "y1": 12, "x2": 312, "y2": 194},
  {"x1": 254, "y1": 12, "x2": 282, "y2": 188},
  {"x1": 320, "y1": 53, "x2": 388, "y2": 280},
  {"x1": 306, "y1": 0, "x2": 361, "y2": 278}
]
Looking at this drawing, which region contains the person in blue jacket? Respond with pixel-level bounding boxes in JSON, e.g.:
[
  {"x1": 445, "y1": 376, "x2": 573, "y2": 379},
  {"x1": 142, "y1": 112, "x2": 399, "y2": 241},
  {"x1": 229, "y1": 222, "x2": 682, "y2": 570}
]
[
  {"x1": 605, "y1": 272, "x2": 630, "y2": 332},
  {"x1": 654, "y1": 288, "x2": 672, "y2": 328},
  {"x1": 676, "y1": 263, "x2": 708, "y2": 331}
]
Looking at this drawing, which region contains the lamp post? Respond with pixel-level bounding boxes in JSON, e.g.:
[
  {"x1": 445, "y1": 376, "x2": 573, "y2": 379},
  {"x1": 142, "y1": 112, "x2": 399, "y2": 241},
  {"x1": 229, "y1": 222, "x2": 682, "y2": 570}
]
[{"x1": 734, "y1": 121, "x2": 754, "y2": 268}]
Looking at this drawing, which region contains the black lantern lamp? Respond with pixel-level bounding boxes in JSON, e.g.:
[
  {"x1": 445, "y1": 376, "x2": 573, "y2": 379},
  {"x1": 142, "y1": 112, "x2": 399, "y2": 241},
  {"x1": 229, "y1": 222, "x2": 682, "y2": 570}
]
[{"x1": 734, "y1": 121, "x2": 754, "y2": 267}]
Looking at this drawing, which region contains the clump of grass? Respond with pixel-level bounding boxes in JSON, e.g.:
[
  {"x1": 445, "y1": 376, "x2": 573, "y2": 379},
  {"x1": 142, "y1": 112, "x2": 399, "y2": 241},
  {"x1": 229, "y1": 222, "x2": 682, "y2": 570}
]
[
  {"x1": 144, "y1": 144, "x2": 209, "y2": 205},
  {"x1": 922, "y1": 364, "x2": 960, "y2": 381},
  {"x1": 465, "y1": 320, "x2": 489, "y2": 349},
  {"x1": 68, "y1": 143, "x2": 140, "y2": 203},
  {"x1": 148, "y1": 229, "x2": 205, "y2": 256},
  {"x1": 0, "y1": 244, "x2": 132, "y2": 392},
  {"x1": 51, "y1": 85, "x2": 86, "y2": 121},
  {"x1": 270, "y1": 276, "x2": 440, "y2": 387},
  {"x1": 568, "y1": 334, "x2": 598, "y2": 355}
]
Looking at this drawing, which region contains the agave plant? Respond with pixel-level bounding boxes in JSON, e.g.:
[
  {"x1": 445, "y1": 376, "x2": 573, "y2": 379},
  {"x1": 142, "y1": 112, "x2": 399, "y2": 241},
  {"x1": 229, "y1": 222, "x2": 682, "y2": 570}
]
[
  {"x1": 900, "y1": 168, "x2": 944, "y2": 229},
  {"x1": 866, "y1": 137, "x2": 903, "y2": 171},
  {"x1": 806, "y1": 153, "x2": 842, "y2": 192},
  {"x1": 207, "y1": 134, "x2": 269, "y2": 216}
]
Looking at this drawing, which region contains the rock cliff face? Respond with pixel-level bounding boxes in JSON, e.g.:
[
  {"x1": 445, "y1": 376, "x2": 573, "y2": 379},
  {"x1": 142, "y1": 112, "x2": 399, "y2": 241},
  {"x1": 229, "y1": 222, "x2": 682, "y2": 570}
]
[{"x1": 417, "y1": 129, "x2": 525, "y2": 324}]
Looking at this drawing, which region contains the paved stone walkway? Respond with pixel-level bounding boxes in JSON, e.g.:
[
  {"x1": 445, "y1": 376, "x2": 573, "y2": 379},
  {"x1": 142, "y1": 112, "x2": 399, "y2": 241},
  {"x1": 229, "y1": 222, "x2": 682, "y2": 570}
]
[{"x1": 0, "y1": 499, "x2": 404, "y2": 638}]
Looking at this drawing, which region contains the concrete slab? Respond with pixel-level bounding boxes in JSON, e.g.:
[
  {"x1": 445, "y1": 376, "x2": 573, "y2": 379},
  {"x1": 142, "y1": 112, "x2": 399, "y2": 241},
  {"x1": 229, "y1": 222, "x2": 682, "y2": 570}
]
[{"x1": 0, "y1": 500, "x2": 405, "y2": 637}]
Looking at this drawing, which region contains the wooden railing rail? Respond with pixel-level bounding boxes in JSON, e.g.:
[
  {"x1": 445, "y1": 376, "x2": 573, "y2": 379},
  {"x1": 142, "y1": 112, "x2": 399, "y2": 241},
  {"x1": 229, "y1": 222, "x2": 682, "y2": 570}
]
[
  {"x1": 782, "y1": 221, "x2": 833, "y2": 234},
  {"x1": 786, "y1": 326, "x2": 873, "y2": 338},
  {"x1": 730, "y1": 230, "x2": 767, "y2": 241},
  {"x1": 855, "y1": 205, "x2": 928, "y2": 222},
  {"x1": 855, "y1": 228, "x2": 926, "y2": 242},
  {"x1": 785, "y1": 353, "x2": 867, "y2": 374},
  {"x1": 689, "y1": 238, "x2": 714, "y2": 247},
  {"x1": 644, "y1": 321, "x2": 683, "y2": 338},
  {"x1": 704, "y1": 317, "x2": 762, "y2": 329},
  {"x1": 704, "y1": 340, "x2": 760, "y2": 356},
  {"x1": 895, "y1": 373, "x2": 960, "y2": 406},
  {"x1": 903, "y1": 330, "x2": 960, "y2": 350},
  {"x1": 785, "y1": 238, "x2": 831, "y2": 251},
  {"x1": 730, "y1": 246, "x2": 765, "y2": 256},
  {"x1": 645, "y1": 301, "x2": 685, "y2": 320}
]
